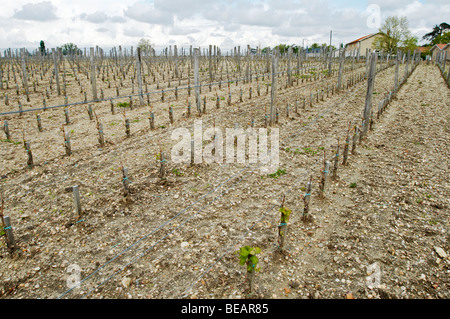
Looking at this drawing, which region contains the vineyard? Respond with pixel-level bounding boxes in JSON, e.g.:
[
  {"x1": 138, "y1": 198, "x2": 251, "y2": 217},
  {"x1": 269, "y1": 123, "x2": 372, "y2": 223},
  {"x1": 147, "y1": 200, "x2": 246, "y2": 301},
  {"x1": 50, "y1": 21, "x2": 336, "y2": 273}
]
[{"x1": 0, "y1": 45, "x2": 449, "y2": 299}]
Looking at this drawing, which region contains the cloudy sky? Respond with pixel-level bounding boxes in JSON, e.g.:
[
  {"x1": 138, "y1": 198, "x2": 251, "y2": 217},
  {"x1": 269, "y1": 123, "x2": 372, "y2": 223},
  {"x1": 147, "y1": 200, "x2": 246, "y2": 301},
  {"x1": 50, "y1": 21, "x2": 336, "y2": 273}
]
[{"x1": 1, "y1": 0, "x2": 449, "y2": 53}]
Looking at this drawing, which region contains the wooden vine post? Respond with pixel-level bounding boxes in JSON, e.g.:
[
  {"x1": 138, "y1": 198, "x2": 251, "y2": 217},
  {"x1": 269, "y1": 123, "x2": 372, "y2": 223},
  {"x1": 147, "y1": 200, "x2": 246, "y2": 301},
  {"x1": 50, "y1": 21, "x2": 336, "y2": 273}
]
[
  {"x1": 135, "y1": 47, "x2": 145, "y2": 107},
  {"x1": 194, "y1": 48, "x2": 201, "y2": 115},
  {"x1": 1, "y1": 195, "x2": 16, "y2": 252},
  {"x1": 169, "y1": 104, "x2": 174, "y2": 124},
  {"x1": 25, "y1": 141, "x2": 33, "y2": 168},
  {"x1": 149, "y1": 108, "x2": 155, "y2": 130},
  {"x1": 121, "y1": 164, "x2": 130, "y2": 197},
  {"x1": 337, "y1": 47, "x2": 346, "y2": 91},
  {"x1": 352, "y1": 125, "x2": 359, "y2": 155},
  {"x1": 332, "y1": 139, "x2": 340, "y2": 179},
  {"x1": 62, "y1": 126, "x2": 72, "y2": 156},
  {"x1": 110, "y1": 99, "x2": 115, "y2": 115},
  {"x1": 394, "y1": 49, "x2": 400, "y2": 93},
  {"x1": 361, "y1": 52, "x2": 377, "y2": 139},
  {"x1": 94, "y1": 113, "x2": 105, "y2": 148},
  {"x1": 87, "y1": 104, "x2": 94, "y2": 120},
  {"x1": 3, "y1": 120, "x2": 11, "y2": 140},
  {"x1": 90, "y1": 47, "x2": 98, "y2": 101},
  {"x1": 64, "y1": 108, "x2": 70, "y2": 125},
  {"x1": 52, "y1": 48, "x2": 61, "y2": 96},
  {"x1": 270, "y1": 50, "x2": 278, "y2": 125},
  {"x1": 319, "y1": 151, "x2": 330, "y2": 199},
  {"x1": 36, "y1": 114, "x2": 43, "y2": 132},
  {"x1": 159, "y1": 149, "x2": 166, "y2": 180},
  {"x1": 72, "y1": 185, "x2": 82, "y2": 221},
  {"x1": 302, "y1": 176, "x2": 313, "y2": 221},
  {"x1": 124, "y1": 113, "x2": 131, "y2": 138},
  {"x1": 342, "y1": 126, "x2": 350, "y2": 166},
  {"x1": 186, "y1": 98, "x2": 191, "y2": 118},
  {"x1": 3, "y1": 216, "x2": 15, "y2": 252}
]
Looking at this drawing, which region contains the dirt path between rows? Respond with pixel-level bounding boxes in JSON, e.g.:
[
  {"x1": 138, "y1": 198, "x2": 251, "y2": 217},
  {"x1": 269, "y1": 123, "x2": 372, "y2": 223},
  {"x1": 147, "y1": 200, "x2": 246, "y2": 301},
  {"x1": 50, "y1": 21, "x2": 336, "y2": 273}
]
[{"x1": 235, "y1": 62, "x2": 449, "y2": 300}]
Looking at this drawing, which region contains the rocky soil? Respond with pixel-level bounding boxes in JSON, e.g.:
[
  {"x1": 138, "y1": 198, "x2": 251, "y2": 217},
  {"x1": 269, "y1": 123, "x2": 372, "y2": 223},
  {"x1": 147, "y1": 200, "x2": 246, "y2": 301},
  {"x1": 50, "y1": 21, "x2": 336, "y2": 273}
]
[{"x1": 0, "y1": 60, "x2": 448, "y2": 299}]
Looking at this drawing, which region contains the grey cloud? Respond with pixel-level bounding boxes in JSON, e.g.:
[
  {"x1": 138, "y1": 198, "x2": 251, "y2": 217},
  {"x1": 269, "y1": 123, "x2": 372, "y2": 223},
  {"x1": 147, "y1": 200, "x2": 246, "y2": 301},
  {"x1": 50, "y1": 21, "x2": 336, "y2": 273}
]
[
  {"x1": 96, "y1": 27, "x2": 109, "y2": 33},
  {"x1": 123, "y1": 27, "x2": 146, "y2": 37},
  {"x1": 13, "y1": 1, "x2": 58, "y2": 21},
  {"x1": 80, "y1": 11, "x2": 109, "y2": 24},
  {"x1": 124, "y1": 2, "x2": 174, "y2": 25},
  {"x1": 223, "y1": 24, "x2": 241, "y2": 32},
  {"x1": 154, "y1": 0, "x2": 213, "y2": 20},
  {"x1": 111, "y1": 16, "x2": 127, "y2": 23},
  {"x1": 169, "y1": 27, "x2": 201, "y2": 36}
]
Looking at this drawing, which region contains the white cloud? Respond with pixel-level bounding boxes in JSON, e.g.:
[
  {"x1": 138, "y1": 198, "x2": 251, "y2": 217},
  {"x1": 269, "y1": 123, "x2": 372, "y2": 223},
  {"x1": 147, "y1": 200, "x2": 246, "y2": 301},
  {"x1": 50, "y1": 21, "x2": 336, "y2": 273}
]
[
  {"x1": 80, "y1": 11, "x2": 109, "y2": 24},
  {"x1": 13, "y1": 1, "x2": 58, "y2": 21},
  {"x1": 123, "y1": 27, "x2": 146, "y2": 37},
  {"x1": 124, "y1": 1, "x2": 174, "y2": 25},
  {"x1": 0, "y1": 0, "x2": 448, "y2": 50}
]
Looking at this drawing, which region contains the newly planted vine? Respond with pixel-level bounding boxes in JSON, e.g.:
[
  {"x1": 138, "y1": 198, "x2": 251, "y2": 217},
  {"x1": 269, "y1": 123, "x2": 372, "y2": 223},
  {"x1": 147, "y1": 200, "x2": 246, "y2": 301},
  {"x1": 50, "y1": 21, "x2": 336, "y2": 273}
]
[
  {"x1": 278, "y1": 196, "x2": 291, "y2": 252},
  {"x1": 237, "y1": 246, "x2": 261, "y2": 295}
]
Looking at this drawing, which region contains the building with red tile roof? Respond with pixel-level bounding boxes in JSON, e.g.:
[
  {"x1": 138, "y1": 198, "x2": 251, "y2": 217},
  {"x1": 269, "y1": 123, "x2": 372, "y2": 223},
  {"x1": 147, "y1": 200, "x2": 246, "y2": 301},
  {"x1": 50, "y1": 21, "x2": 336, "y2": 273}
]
[{"x1": 345, "y1": 33, "x2": 383, "y2": 56}]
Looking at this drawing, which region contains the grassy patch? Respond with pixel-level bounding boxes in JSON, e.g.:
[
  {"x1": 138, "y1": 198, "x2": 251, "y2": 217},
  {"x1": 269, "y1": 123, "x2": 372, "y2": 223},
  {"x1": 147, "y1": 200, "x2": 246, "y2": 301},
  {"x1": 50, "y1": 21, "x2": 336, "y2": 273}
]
[
  {"x1": 117, "y1": 102, "x2": 130, "y2": 108},
  {"x1": 172, "y1": 168, "x2": 184, "y2": 176},
  {"x1": 1, "y1": 139, "x2": 21, "y2": 145},
  {"x1": 267, "y1": 168, "x2": 286, "y2": 179}
]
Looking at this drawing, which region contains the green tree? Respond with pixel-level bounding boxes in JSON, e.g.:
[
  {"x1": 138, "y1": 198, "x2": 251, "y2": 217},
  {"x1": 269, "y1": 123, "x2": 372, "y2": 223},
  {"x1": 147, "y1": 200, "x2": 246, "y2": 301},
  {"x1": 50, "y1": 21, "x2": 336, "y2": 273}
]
[
  {"x1": 431, "y1": 31, "x2": 450, "y2": 45},
  {"x1": 39, "y1": 40, "x2": 46, "y2": 55},
  {"x1": 422, "y1": 22, "x2": 450, "y2": 44},
  {"x1": 138, "y1": 38, "x2": 153, "y2": 54},
  {"x1": 374, "y1": 16, "x2": 414, "y2": 53},
  {"x1": 273, "y1": 44, "x2": 300, "y2": 55},
  {"x1": 403, "y1": 35, "x2": 418, "y2": 52},
  {"x1": 61, "y1": 43, "x2": 81, "y2": 56}
]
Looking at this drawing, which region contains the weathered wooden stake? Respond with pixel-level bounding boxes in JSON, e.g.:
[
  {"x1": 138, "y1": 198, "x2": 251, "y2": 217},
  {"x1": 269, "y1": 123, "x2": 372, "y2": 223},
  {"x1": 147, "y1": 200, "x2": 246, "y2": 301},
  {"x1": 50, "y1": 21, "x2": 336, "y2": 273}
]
[
  {"x1": 270, "y1": 51, "x2": 278, "y2": 125},
  {"x1": 332, "y1": 140, "x2": 340, "y2": 179},
  {"x1": 37, "y1": 114, "x2": 43, "y2": 132},
  {"x1": 3, "y1": 216, "x2": 15, "y2": 251},
  {"x1": 352, "y1": 126, "x2": 359, "y2": 155},
  {"x1": 125, "y1": 118, "x2": 131, "y2": 137},
  {"x1": 3, "y1": 120, "x2": 11, "y2": 140},
  {"x1": 187, "y1": 98, "x2": 191, "y2": 118},
  {"x1": 87, "y1": 104, "x2": 94, "y2": 120},
  {"x1": 302, "y1": 176, "x2": 313, "y2": 221},
  {"x1": 149, "y1": 111, "x2": 155, "y2": 130},
  {"x1": 203, "y1": 96, "x2": 207, "y2": 114},
  {"x1": 64, "y1": 108, "x2": 70, "y2": 125},
  {"x1": 169, "y1": 105, "x2": 174, "y2": 124},
  {"x1": 97, "y1": 122, "x2": 105, "y2": 147},
  {"x1": 25, "y1": 141, "x2": 33, "y2": 168},
  {"x1": 194, "y1": 48, "x2": 201, "y2": 115},
  {"x1": 110, "y1": 99, "x2": 115, "y2": 114},
  {"x1": 319, "y1": 151, "x2": 331, "y2": 199},
  {"x1": 342, "y1": 129, "x2": 350, "y2": 166},
  {"x1": 122, "y1": 166, "x2": 130, "y2": 197},
  {"x1": 361, "y1": 52, "x2": 377, "y2": 139},
  {"x1": 63, "y1": 127, "x2": 72, "y2": 156},
  {"x1": 72, "y1": 185, "x2": 82, "y2": 219},
  {"x1": 90, "y1": 47, "x2": 98, "y2": 101},
  {"x1": 337, "y1": 47, "x2": 346, "y2": 91},
  {"x1": 190, "y1": 139, "x2": 195, "y2": 166},
  {"x1": 159, "y1": 150, "x2": 166, "y2": 180}
]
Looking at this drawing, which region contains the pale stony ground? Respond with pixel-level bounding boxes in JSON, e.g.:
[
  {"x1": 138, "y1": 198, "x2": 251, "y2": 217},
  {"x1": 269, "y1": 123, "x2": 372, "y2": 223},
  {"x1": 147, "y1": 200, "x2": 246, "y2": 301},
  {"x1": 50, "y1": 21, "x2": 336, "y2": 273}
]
[{"x1": 0, "y1": 60, "x2": 447, "y2": 299}]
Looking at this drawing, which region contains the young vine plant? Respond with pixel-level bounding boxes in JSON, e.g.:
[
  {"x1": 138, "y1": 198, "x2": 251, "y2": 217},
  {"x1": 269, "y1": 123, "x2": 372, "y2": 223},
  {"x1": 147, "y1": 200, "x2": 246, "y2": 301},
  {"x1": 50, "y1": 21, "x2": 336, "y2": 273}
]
[{"x1": 237, "y1": 246, "x2": 262, "y2": 273}]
